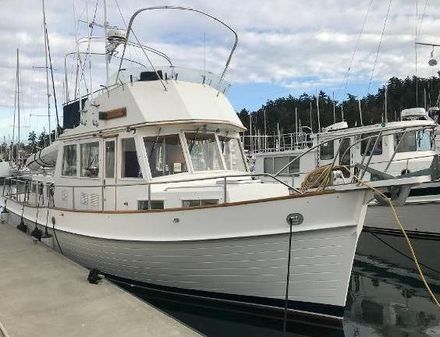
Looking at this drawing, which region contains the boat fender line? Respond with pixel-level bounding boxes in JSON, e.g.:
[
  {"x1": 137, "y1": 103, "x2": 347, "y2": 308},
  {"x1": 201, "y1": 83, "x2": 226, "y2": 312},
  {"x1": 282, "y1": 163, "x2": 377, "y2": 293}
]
[
  {"x1": 354, "y1": 175, "x2": 440, "y2": 308},
  {"x1": 282, "y1": 216, "x2": 295, "y2": 336},
  {"x1": 17, "y1": 202, "x2": 28, "y2": 234},
  {"x1": 48, "y1": 191, "x2": 63, "y2": 255},
  {"x1": 87, "y1": 269, "x2": 104, "y2": 284}
]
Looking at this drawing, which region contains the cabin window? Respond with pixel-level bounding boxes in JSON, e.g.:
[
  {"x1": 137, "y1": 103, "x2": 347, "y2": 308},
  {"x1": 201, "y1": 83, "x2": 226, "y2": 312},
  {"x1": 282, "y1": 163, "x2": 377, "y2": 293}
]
[
  {"x1": 186, "y1": 133, "x2": 223, "y2": 171},
  {"x1": 263, "y1": 156, "x2": 299, "y2": 175},
  {"x1": 182, "y1": 199, "x2": 218, "y2": 208},
  {"x1": 218, "y1": 137, "x2": 247, "y2": 171},
  {"x1": 144, "y1": 134, "x2": 187, "y2": 178},
  {"x1": 62, "y1": 144, "x2": 77, "y2": 176},
  {"x1": 138, "y1": 200, "x2": 164, "y2": 210},
  {"x1": 361, "y1": 135, "x2": 383, "y2": 156},
  {"x1": 105, "y1": 141, "x2": 115, "y2": 178},
  {"x1": 320, "y1": 140, "x2": 334, "y2": 160},
  {"x1": 80, "y1": 142, "x2": 100, "y2": 178},
  {"x1": 121, "y1": 138, "x2": 141, "y2": 178},
  {"x1": 395, "y1": 130, "x2": 433, "y2": 153}
]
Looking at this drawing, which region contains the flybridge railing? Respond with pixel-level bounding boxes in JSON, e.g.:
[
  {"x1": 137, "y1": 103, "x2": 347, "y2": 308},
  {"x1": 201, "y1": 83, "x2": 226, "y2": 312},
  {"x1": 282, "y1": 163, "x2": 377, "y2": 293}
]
[
  {"x1": 242, "y1": 132, "x2": 313, "y2": 153},
  {"x1": 2, "y1": 172, "x2": 299, "y2": 213},
  {"x1": 114, "y1": 66, "x2": 231, "y2": 94}
]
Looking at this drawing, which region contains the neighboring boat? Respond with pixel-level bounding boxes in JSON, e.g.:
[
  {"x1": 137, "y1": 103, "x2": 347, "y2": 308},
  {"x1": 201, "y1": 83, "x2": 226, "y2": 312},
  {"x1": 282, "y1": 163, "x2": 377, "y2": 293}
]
[
  {"x1": 249, "y1": 107, "x2": 440, "y2": 237},
  {"x1": 1, "y1": 6, "x2": 433, "y2": 322}
]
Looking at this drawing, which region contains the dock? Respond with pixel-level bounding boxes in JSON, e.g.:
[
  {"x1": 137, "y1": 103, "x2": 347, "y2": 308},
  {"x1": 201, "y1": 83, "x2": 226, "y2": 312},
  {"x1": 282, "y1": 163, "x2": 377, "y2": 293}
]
[{"x1": 0, "y1": 221, "x2": 201, "y2": 337}]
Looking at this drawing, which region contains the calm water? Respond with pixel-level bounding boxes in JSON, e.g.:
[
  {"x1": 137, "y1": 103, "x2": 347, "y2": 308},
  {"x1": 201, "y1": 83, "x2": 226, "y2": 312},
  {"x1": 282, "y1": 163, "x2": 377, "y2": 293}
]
[{"x1": 114, "y1": 232, "x2": 440, "y2": 337}]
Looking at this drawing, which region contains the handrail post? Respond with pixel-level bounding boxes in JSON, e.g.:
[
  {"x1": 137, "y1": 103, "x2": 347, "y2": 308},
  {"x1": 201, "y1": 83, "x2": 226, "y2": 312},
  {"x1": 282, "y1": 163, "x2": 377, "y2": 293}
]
[
  {"x1": 223, "y1": 176, "x2": 227, "y2": 203},
  {"x1": 359, "y1": 131, "x2": 383, "y2": 181}
]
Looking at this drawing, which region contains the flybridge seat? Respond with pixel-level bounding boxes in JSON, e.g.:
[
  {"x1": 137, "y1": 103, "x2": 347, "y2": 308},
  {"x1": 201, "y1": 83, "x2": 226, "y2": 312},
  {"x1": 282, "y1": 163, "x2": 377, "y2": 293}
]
[{"x1": 140, "y1": 70, "x2": 163, "y2": 81}]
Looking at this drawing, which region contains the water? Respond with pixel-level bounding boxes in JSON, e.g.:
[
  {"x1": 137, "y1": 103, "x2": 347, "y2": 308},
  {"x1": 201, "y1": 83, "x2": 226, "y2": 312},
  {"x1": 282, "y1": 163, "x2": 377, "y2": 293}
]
[{"x1": 114, "y1": 232, "x2": 440, "y2": 337}]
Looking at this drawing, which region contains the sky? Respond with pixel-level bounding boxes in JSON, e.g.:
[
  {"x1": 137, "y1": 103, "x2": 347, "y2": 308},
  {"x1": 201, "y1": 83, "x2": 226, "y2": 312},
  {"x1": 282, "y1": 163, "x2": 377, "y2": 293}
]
[{"x1": 1, "y1": 0, "x2": 440, "y2": 142}]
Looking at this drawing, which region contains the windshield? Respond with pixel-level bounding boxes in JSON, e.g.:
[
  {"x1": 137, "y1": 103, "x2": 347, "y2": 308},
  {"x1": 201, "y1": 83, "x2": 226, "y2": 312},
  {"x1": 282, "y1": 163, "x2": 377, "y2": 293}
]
[
  {"x1": 218, "y1": 136, "x2": 247, "y2": 171},
  {"x1": 144, "y1": 134, "x2": 188, "y2": 178},
  {"x1": 185, "y1": 133, "x2": 223, "y2": 171}
]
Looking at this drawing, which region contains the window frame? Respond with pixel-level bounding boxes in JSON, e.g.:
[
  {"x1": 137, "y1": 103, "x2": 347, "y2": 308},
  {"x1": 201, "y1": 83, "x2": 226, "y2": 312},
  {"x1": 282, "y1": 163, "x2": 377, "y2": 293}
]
[
  {"x1": 61, "y1": 143, "x2": 79, "y2": 178},
  {"x1": 144, "y1": 133, "x2": 189, "y2": 178},
  {"x1": 119, "y1": 137, "x2": 142, "y2": 180},
  {"x1": 217, "y1": 135, "x2": 248, "y2": 172},
  {"x1": 183, "y1": 131, "x2": 225, "y2": 172},
  {"x1": 79, "y1": 141, "x2": 101, "y2": 179}
]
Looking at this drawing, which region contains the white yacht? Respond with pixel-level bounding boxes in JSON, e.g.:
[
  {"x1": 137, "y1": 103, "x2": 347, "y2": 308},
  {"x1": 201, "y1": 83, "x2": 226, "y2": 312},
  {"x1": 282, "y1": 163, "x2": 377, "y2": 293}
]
[
  {"x1": 1, "y1": 6, "x2": 432, "y2": 321},
  {"x1": 250, "y1": 108, "x2": 439, "y2": 237}
]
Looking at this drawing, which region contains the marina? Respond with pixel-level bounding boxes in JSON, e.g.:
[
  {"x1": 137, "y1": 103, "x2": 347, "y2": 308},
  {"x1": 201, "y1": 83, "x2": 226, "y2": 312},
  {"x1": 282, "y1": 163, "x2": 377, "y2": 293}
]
[{"x1": 0, "y1": 0, "x2": 439, "y2": 336}]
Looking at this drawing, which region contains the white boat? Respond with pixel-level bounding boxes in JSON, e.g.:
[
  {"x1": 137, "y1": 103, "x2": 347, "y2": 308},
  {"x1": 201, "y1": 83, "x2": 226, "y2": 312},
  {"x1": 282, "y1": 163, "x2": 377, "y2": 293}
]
[
  {"x1": 249, "y1": 108, "x2": 440, "y2": 237},
  {"x1": 1, "y1": 6, "x2": 431, "y2": 322}
]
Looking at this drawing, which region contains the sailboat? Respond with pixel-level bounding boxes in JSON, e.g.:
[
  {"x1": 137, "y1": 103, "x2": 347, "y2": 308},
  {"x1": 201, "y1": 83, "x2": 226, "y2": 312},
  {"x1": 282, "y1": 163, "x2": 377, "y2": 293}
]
[{"x1": 2, "y1": 5, "x2": 432, "y2": 321}]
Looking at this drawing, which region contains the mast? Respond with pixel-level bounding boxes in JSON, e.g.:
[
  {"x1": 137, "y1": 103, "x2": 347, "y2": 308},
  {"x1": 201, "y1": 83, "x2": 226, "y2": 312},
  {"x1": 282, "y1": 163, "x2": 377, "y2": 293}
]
[
  {"x1": 316, "y1": 89, "x2": 321, "y2": 132},
  {"x1": 294, "y1": 107, "x2": 298, "y2": 149},
  {"x1": 332, "y1": 91, "x2": 336, "y2": 124},
  {"x1": 103, "y1": 0, "x2": 109, "y2": 85},
  {"x1": 17, "y1": 49, "x2": 21, "y2": 165},
  {"x1": 11, "y1": 51, "x2": 17, "y2": 162},
  {"x1": 42, "y1": 0, "x2": 51, "y2": 145},
  {"x1": 384, "y1": 84, "x2": 388, "y2": 123}
]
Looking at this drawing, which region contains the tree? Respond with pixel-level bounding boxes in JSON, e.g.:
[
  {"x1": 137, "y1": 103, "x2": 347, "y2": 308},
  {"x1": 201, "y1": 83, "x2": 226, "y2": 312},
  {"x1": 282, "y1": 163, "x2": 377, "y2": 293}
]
[{"x1": 28, "y1": 131, "x2": 37, "y2": 152}]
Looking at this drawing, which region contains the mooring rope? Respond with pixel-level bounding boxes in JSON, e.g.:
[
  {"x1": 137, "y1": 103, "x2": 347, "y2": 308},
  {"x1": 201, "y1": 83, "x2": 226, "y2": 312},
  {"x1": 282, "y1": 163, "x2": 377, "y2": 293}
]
[{"x1": 353, "y1": 176, "x2": 440, "y2": 307}]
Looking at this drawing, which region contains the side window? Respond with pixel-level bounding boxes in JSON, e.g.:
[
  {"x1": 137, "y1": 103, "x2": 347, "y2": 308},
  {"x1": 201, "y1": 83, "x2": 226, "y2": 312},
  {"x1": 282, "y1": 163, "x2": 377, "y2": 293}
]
[
  {"x1": 218, "y1": 137, "x2": 247, "y2": 171},
  {"x1": 105, "y1": 141, "x2": 115, "y2": 178},
  {"x1": 320, "y1": 140, "x2": 334, "y2": 160},
  {"x1": 274, "y1": 156, "x2": 299, "y2": 175},
  {"x1": 264, "y1": 157, "x2": 273, "y2": 174},
  {"x1": 121, "y1": 138, "x2": 141, "y2": 178},
  {"x1": 144, "y1": 134, "x2": 187, "y2": 178},
  {"x1": 62, "y1": 144, "x2": 77, "y2": 176},
  {"x1": 80, "y1": 142, "x2": 100, "y2": 178}
]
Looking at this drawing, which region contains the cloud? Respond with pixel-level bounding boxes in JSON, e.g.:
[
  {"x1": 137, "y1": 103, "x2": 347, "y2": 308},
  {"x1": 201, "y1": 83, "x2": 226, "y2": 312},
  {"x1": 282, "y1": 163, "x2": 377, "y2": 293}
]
[{"x1": 1, "y1": 0, "x2": 440, "y2": 138}]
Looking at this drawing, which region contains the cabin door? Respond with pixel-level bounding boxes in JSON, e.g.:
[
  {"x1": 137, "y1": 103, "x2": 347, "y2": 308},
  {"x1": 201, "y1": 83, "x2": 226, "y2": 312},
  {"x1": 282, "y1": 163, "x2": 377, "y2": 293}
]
[
  {"x1": 103, "y1": 138, "x2": 117, "y2": 210},
  {"x1": 339, "y1": 138, "x2": 351, "y2": 166}
]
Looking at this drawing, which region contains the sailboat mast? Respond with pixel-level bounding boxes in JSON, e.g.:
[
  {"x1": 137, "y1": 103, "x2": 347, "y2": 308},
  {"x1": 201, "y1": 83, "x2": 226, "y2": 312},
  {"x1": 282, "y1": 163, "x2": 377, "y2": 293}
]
[
  {"x1": 42, "y1": 0, "x2": 52, "y2": 145},
  {"x1": 103, "y1": 0, "x2": 109, "y2": 85},
  {"x1": 17, "y1": 49, "x2": 21, "y2": 164}
]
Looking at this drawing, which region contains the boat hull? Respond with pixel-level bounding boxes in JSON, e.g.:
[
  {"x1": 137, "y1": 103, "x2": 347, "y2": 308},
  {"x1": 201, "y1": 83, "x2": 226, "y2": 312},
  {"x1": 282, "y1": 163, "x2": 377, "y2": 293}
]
[{"x1": 5, "y1": 189, "x2": 368, "y2": 320}]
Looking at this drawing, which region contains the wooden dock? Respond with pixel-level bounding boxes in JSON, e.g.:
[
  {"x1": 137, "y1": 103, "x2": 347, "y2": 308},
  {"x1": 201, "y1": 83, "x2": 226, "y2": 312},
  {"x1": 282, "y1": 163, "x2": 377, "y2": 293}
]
[{"x1": 0, "y1": 221, "x2": 201, "y2": 337}]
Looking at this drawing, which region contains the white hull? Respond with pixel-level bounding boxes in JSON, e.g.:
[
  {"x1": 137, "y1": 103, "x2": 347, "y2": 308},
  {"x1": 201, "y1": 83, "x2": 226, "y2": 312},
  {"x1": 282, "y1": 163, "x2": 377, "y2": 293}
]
[
  {"x1": 365, "y1": 180, "x2": 440, "y2": 236},
  {"x1": 5, "y1": 189, "x2": 368, "y2": 319}
]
